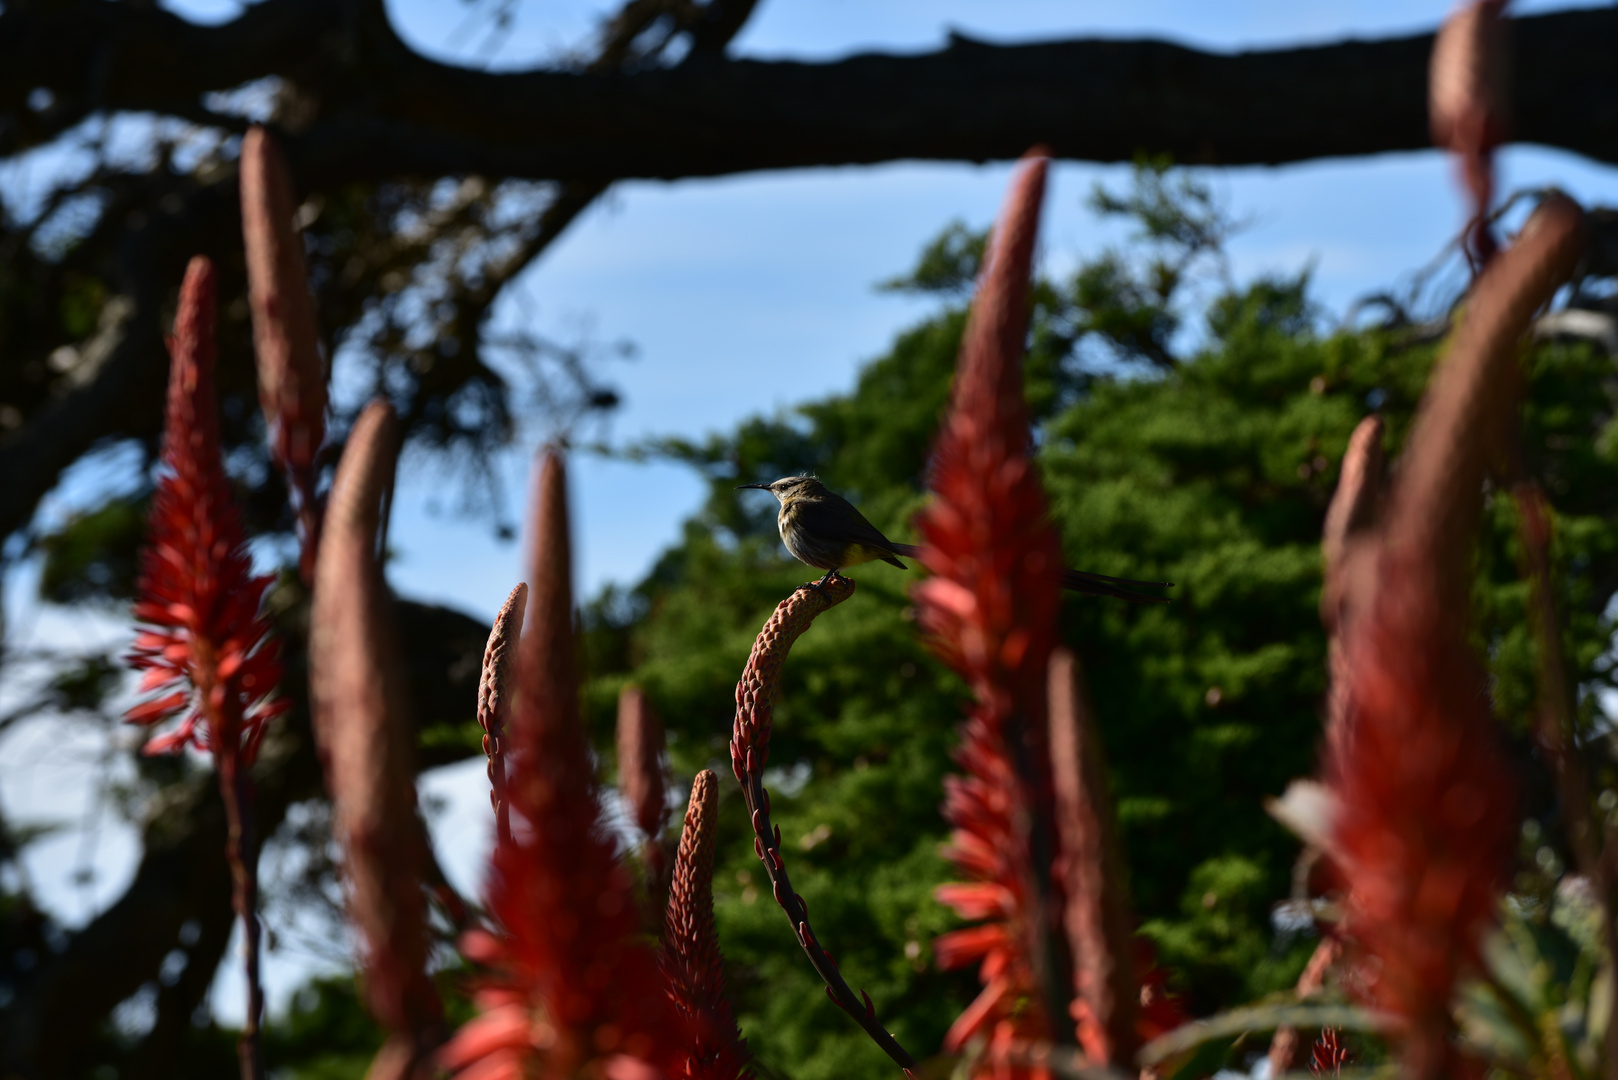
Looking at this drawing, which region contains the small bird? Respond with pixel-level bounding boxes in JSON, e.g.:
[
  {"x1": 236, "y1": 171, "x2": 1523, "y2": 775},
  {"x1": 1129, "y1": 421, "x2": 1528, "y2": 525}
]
[{"x1": 737, "y1": 475, "x2": 1171, "y2": 602}]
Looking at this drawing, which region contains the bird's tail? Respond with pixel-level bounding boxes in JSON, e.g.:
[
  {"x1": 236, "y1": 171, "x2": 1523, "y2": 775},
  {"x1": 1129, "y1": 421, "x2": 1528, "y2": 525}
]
[{"x1": 885, "y1": 542, "x2": 1173, "y2": 604}]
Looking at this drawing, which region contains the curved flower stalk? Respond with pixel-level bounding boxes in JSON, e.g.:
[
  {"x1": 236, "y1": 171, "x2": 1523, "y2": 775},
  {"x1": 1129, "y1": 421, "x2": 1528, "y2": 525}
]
[
  {"x1": 728, "y1": 576, "x2": 916, "y2": 1072},
  {"x1": 479, "y1": 582, "x2": 528, "y2": 846},
  {"x1": 1325, "y1": 195, "x2": 1584, "y2": 1080},
  {"x1": 125, "y1": 255, "x2": 288, "y2": 1080},
  {"x1": 619, "y1": 684, "x2": 671, "y2": 902},
  {"x1": 916, "y1": 153, "x2": 1073, "y2": 1070},
  {"x1": 241, "y1": 125, "x2": 328, "y2": 582},
  {"x1": 661, "y1": 769, "x2": 750, "y2": 1079},
  {"x1": 441, "y1": 448, "x2": 681, "y2": 1080},
  {"x1": 308, "y1": 401, "x2": 444, "y2": 1079},
  {"x1": 1047, "y1": 650, "x2": 1137, "y2": 1068}
]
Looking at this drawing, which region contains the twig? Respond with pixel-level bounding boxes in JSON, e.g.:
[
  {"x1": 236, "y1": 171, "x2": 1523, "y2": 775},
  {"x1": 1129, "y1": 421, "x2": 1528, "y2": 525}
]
[{"x1": 728, "y1": 577, "x2": 917, "y2": 1074}]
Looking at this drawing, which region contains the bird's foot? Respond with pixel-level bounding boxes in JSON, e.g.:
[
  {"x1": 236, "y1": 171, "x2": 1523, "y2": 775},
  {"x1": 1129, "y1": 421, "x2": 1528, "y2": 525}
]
[{"x1": 793, "y1": 569, "x2": 843, "y2": 597}]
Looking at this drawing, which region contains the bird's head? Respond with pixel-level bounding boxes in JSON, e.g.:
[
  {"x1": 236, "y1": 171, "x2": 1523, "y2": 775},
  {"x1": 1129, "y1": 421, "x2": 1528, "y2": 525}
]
[{"x1": 735, "y1": 474, "x2": 827, "y2": 506}]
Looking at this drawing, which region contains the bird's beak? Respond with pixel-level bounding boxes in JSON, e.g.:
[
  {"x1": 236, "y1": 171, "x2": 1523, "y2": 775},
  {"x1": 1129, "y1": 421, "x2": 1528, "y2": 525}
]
[{"x1": 735, "y1": 483, "x2": 771, "y2": 490}]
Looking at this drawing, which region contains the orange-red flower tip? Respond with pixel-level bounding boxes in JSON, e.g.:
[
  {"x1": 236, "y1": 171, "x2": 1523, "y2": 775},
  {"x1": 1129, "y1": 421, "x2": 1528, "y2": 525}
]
[{"x1": 124, "y1": 255, "x2": 284, "y2": 764}]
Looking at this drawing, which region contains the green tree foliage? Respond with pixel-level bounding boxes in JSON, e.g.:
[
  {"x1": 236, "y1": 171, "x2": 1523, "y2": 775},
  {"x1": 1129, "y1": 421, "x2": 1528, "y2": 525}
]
[{"x1": 577, "y1": 171, "x2": 1618, "y2": 1077}]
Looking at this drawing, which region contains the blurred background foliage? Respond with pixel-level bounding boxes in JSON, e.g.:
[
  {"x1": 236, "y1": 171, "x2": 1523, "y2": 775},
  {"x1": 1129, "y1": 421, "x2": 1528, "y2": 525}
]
[{"x1": 12, "y1": 165, "x2": 1618, "y2": 1078}]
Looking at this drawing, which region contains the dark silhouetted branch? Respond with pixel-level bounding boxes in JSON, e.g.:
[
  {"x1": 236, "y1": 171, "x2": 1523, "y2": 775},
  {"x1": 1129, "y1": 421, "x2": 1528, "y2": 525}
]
[{"x1": 7, "y1": 6, "x2": 1618, "y2": 183}]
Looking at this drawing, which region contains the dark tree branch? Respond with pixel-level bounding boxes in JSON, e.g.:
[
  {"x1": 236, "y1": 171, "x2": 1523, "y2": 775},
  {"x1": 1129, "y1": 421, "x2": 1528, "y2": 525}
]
[
  {"x1": 7, "y1": 5, "x2": 1618, "y2": 182},
  {"x1": 0, "y1": 0, "x2": 357, "y2": 152},
  {"x1": 416, "y1": 0, "x2": 758, "y2": 366},
  {"x1": 0, "y1": 173, "x2": 236, "y2": 548},
  {"x1": 0, "y1": 0, "x2": 759, "y2": 545}
]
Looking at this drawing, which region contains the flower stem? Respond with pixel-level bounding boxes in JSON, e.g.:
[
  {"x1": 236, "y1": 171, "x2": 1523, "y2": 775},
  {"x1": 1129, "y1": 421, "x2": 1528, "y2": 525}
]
[
  {"x1": 730, "y1": 577, "x2": 916, "y2": 1075},
  {"x1": 216, "y1": 744, "x2": 264, "y2": 1080}
]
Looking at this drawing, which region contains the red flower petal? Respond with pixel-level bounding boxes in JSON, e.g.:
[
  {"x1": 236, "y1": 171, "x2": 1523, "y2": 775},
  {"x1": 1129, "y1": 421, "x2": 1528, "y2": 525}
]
[{"x1": 126, "y1": 691, "x2": 190, "y2": 726}]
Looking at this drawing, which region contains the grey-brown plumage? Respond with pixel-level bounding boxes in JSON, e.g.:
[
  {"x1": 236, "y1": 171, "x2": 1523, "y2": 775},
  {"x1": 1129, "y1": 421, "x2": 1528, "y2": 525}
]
[{"x1": 737, "y1": 474, "x2": 1171, "y2": 602}]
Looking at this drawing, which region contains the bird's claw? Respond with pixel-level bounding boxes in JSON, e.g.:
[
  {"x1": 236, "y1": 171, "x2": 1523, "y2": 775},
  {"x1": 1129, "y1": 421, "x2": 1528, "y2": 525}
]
[{"x1": 794, "y1": 569, "x2": 843, "y2": 598}]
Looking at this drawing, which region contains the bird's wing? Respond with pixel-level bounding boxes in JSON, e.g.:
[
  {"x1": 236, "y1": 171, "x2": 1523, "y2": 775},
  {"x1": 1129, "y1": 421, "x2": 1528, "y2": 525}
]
[{"x1": 798, "y1": 494, "x2": 903, "y2": 552}]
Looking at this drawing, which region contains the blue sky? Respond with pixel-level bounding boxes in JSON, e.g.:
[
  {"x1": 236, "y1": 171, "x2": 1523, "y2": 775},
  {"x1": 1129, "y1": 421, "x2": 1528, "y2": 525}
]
[{"x1": 7, "y1": 0, "x2": 1618, "y2": 1028}]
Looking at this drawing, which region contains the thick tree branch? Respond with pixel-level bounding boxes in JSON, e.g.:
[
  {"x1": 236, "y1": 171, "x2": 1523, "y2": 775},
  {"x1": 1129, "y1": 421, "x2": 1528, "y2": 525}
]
[
  {"x1": 7, "y1": 5, "x2": 1618, "y2": 180},
  {"x1": 0, "y1": 0, "x2": 356, "y2": 151}
]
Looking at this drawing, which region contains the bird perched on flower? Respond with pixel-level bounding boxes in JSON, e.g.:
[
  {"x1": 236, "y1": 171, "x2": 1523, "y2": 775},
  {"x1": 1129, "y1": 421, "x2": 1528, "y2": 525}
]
[{"x1": 738, "y1": 475, "x2": 1171, "y2": 602}]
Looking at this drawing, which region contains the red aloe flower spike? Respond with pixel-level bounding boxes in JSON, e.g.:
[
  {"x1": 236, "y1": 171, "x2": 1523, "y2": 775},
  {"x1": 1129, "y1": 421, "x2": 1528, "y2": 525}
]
[
  {"x1": 916, "y1": 152, "x2": 1074, "y2": 1069},
  {"x1": 125, "y1": 255, "x2": 288, "y2": 1080},
  {"x1": 1326, "y1": 195, "x2": 1583, "y2": 1080},
  {"x1": 442, "y1": 447, "x2": 682, "y2": 1080},
  {"x1": 479, "y1": 582, "x2": 528, "y2": 847},
  {"x1": 662, "y1": 769, "x2": 750, "y2": 1080},
  {"x1": 308, "y1": 400, "x2": 444, "y2": 1078},
  {"x1": 618, "y1": 684, "x2": 671, "y2": 899},
  {"x1": 241, "y1": 125, "x2": 328, "y2": 583},
  {"x1": 1430, "y1": 0, "x2": 1510, "y2": 266},
  {"x1": 728, "y1": 578, "x2": 916, "y2": 1072},
  {"x1": 1047, "y1": 649, "x2": 1137, "y2": 1067}
]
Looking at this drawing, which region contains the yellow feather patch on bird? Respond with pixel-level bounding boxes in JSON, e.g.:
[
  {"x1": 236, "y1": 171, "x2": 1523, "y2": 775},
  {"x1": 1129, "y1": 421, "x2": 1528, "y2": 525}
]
[{"x1": 843, "y1": 543, "x2": 897, "y2": 567}]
